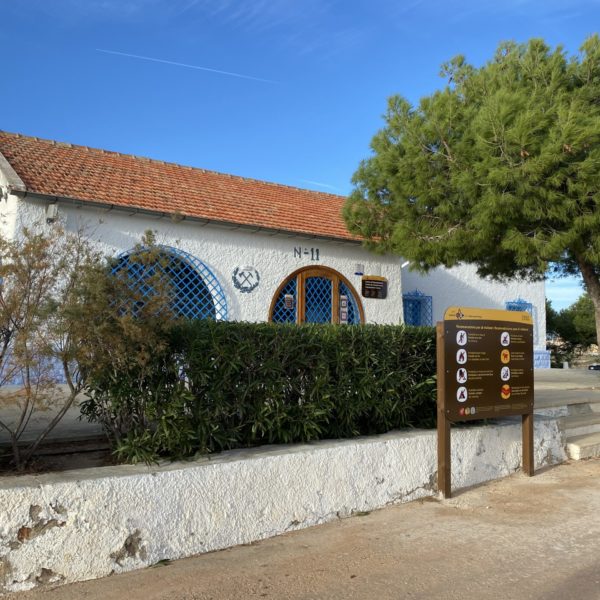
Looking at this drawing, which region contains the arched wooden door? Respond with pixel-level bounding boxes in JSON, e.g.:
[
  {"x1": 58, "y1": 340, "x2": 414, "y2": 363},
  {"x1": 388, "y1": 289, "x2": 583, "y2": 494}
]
[{"x1": 269, "y1": 266, "x2": 364, "y2": 324}]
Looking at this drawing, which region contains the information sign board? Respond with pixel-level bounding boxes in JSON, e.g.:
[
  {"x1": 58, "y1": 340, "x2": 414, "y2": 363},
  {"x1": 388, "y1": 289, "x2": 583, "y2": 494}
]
[
  {"x1": 441, "y1": 306, "x2": 534, "y2": 421},
  {"x1": 361, "y1": 276, "x2": 388, "y2": 299},
  {"x1": 436, "y1": 306, "x2": 535, "y2": 498}
]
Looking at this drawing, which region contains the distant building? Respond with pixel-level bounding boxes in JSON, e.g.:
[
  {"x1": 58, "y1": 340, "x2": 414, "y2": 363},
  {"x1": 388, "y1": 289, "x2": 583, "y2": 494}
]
[{"x1": 0, "y1": 131, "x2": 550, "y2": 367}]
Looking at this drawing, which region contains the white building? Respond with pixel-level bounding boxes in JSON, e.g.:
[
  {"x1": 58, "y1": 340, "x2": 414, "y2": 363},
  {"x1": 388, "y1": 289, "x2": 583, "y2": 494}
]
[{"x1": 0, "y1": 131, "x2": 549, "y2": 366}]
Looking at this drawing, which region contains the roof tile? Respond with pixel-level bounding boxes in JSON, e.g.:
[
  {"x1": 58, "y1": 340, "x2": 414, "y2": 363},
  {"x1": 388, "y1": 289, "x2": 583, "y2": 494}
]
[{"x1": 0, "y1": 131, "x2": 358, "y2": 242}]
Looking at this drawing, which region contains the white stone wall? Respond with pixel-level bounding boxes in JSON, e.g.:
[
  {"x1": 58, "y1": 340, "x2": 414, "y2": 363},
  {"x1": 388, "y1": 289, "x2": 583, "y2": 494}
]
[
  {"x1": 402, "y1": 265, "x2": 547, "y2": 349},
  {"x1": 0, "y1": 418, "x2": 566, "y2": 594},
  {"x1": 9, "y1": 196, "x2": 404, "y2": 325}
]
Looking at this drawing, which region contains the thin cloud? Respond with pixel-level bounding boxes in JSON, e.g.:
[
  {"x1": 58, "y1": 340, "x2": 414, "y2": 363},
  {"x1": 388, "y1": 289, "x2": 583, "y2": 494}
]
[
  {"x1": 182, "y1": 0, "x2": 362, "y2": 57},
  {"x1": 299, "y1": 179, "x2": 341, "y2": 192},
  {"x1": 447, "y1": 0, "x2": 593, "y2": 25},
  {"x1": 96, "y1": 48, "x2": 276, "y2": 83},
  {"x1": 191, "y1": 0, "x2": 332, "y2": 33},
  {"x1": 11, "y1": 0, "x2": 166, "y2": 22}
]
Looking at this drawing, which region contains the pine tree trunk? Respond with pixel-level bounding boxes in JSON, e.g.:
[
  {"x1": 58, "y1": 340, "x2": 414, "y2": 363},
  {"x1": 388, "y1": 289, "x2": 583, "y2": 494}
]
[
  {"x1": 577, "y1": 258, "x2": 600, "y2": 353},
  {"x1": 590, "y1": 292, "x2": 600, "y2": 354}
]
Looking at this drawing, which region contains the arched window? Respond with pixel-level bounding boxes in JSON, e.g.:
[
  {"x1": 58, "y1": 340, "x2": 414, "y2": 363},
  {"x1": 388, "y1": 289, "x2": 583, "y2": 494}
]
[
  {"x1": 113, "y1": 246, "x2": 228, "y2": 320},
  {"x1": 402, "y1": 290, "x2": 433, "y2": 326},
  {"x1": 269, "y1": 267, "x2": 364, "y2": 324}
]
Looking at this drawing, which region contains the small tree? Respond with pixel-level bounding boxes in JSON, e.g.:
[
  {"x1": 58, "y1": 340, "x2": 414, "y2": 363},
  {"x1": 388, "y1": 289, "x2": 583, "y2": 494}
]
[
  {"x1": 570, "y1": 294, "x2": 597, "y2": 347},
  {"x1": 344, "y1": 36, "x2": 600, "y2": 346},
  {"x1": 546, "y1": 299, "x2": 560, "y2": 339},
  {"x1": 552, "y1": 293, "x2": 596, "y2": 348},
  {"x1": 78, "y1": 232, "x2": 186, "y2": 463},
  {"x1": 0, "y1": 225, "x2": 105, "y2": 469}
]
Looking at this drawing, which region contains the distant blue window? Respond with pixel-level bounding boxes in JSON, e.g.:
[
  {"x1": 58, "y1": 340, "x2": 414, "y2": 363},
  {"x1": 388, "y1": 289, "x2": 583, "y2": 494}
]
[
  {"x1": 403, "y1": 290, "x2": 433, "y2": 326},
  {"x1": 505, "y1": 298, "x2": 533, "y2": 315},
  {"x1": 506, "y1": 298, "x2": 538, "y2": 345},
  {"x1": 113, "y1": 246, "x2": 227, "y2": 320}
]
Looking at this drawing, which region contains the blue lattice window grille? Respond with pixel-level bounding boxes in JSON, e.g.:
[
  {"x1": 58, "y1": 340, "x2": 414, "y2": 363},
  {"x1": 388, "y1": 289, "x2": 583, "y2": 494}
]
[
  {"x1": 506, "y1": 297, "x2": 537, "y2": 344},
  {"x1": 505, "y1": 298, "x2": 533, "y2": 314},
  {"x1": 305, "y1": 276, "x2": 333, "y2": 323},
  {"x1": 403, "y1": 290, "x2": 433, "y2": 326},
  {"x1": 113, "y1": 246, "x2": 227, "y2": 320},
  {"x1": 271, "y1": 278, "x2": 297, "y2": 323},
  {"x1": 339, "y1": 281, "x2": 361, "y2": 325}
]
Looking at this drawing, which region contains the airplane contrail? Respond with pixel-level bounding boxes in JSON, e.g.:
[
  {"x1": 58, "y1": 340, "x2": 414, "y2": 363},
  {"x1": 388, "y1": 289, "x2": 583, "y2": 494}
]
[
  {"x1": 96, "y1": 48, "x2": 275, "y2": 83},
  {"x1": 299, "y1": 179, "x2": 341, "y2": 192}
]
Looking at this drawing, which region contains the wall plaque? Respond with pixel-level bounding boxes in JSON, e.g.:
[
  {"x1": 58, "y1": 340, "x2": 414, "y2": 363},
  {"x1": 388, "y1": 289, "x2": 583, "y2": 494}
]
[
  {"x1": 339, "y1": 294, "x2": 348, "y2": 324},
  {"x1": 361, "y1": 276, "x2": 388, "y2": 299},
  {"x1": 284, "y1": 294, "x2": 295, "y2": 310}
]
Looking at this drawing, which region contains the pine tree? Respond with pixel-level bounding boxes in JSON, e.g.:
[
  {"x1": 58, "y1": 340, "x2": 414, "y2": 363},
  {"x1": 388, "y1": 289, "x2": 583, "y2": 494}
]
[{"x1": 344, "y1": 36, "x2": 600, "y2": 344}]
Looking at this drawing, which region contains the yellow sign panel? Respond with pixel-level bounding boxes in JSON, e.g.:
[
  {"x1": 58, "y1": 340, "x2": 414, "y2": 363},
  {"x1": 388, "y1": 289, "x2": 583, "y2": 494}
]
[{"x1": 444, "y1": 306, "x2": 533, "y2": 325}]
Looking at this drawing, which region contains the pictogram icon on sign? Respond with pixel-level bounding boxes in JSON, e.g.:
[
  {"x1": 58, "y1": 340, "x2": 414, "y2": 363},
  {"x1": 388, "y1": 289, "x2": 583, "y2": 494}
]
[
  {"x1": 456, "y1": 349, "x2": 468, "y2": 364},
  {"x1": 501, "y1": 349, "x2": 511, "y2": 364},
  {"x1": 456, "y1": 368, "x2": 468, "y2": 384},
  {"x1": 501, "y1": 331, "x2": 511, "y2": 346}
]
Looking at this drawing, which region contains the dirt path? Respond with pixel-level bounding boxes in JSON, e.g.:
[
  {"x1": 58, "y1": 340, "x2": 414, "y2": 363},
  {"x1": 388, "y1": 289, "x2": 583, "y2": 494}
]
[{"x1": 14, "y1": 460, "x2": 600, "y2": 600}]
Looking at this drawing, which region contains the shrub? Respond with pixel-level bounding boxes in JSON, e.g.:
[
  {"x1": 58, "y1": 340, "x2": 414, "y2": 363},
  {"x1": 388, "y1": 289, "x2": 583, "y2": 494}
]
[
  {"x1": 78, "y1": 233, "x2": 185, "y2": 462},
  {"x1": 82, "y1": 320, "x2": 436, "y2": 463},
  {"x1": 0, "y1": 225, "x2": 106, "y2": 470}
]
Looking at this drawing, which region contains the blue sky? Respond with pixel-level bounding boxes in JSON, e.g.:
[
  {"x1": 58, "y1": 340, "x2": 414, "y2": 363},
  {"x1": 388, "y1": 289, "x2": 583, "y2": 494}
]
[{"x1": 2, "y1": 0, "x2": 598, "y2": 310}]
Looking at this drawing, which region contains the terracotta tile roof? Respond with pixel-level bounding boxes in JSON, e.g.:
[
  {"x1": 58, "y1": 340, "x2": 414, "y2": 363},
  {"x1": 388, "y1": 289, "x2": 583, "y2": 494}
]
[{"x1": 0, "y1": 131, "x2": 359, "y2": 242}]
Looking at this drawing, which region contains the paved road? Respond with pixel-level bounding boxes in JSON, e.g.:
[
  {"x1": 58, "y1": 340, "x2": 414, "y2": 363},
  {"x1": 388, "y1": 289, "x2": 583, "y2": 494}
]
[{"x1": 14, "y1": 459, "x2": 600, "y2": 600}]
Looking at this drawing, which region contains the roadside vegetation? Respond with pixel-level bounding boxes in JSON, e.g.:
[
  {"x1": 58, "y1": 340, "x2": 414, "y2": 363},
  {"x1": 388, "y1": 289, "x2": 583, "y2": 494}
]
[{"x1": 546, "y1": 295, "x2": 597, "y2": 366}]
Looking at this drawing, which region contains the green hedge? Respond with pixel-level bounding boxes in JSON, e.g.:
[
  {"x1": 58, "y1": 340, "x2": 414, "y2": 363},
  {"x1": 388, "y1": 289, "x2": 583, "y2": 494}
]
[{"x1": 82, "y1": 321, "x2": 436, "y2": 463}]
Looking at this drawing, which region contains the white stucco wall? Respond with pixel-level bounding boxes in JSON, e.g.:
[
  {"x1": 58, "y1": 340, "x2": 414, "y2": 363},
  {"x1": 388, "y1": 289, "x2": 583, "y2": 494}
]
[
  {"x1": 0, "y1": 178, "x2": 20, "y2": 244},
  {"x1": 0, "y1": 191, "x2": 546, "y2": 338},
  {"x1": 402, "y1": 265, "x2": 547, "y2": 349},
  {"x1": 0, "y1": 417, "x2": 565, "y2": 594},
  {"x1": 9, "y1": 197, "x2": 404, "y2": 325}
]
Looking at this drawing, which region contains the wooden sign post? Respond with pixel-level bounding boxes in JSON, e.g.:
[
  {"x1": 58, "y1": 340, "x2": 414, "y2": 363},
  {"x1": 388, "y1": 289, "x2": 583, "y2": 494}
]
[{"x1": 437, "y1": 307, "x2": 535, "y2": 498}]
